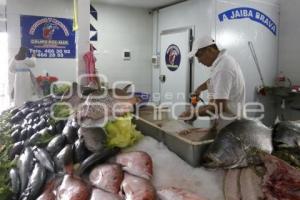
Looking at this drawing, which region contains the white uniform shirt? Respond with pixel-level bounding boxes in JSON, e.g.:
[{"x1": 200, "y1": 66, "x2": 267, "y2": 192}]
[
  {"x1": 9, "y1": 57, "x2": 37, "y2": 107},
  {"x1": 207, "y1": 49, "x2": 246, "y2": 119}
]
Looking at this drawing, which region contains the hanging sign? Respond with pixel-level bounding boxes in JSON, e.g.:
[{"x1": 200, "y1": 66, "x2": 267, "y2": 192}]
[
  {"x1": 20, "y1": 15, "x2": 76, "y2": 58},
  {"x1": 165, "y1": 44, "x2": 181, "y2": 72},
  {"x1": 218, "y1": 7, "x2": 277, "y2": 36}
]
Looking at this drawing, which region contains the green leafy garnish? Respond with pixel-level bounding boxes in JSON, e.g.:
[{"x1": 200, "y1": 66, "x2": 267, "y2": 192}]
[{"x1": 105, "y1": 114, "x2": 143, "y2": 148}]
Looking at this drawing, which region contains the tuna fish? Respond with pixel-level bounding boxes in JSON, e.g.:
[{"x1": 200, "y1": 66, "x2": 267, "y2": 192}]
[
  {"x1": 203, "y1": 119, "x2": 273, "y2": 168},
  {"x1": 273, "y1": 121, "x2": 300, "y2": 148},
  {"x1": 116, "y1": 151, "x2": 153, "y2": 179},
  {"x1": 90, "y1": 188, "x2": 122, "y2": 200},
  {"x1": 89, "y1": 164, "x2": 124, "y2": 194},
  {"x1": 120, "y1": 173, "x2": 156, "y2": 200}
]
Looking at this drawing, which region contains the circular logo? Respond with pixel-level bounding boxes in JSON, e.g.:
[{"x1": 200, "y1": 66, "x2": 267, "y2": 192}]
[{"x1": 165, "y1": 44, "x2": 181, "y2": 72}]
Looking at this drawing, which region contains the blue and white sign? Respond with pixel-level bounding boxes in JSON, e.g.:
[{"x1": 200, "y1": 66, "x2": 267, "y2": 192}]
[
  {"x1": 165, "y1": 44, "x2": 181, "y2": 72},
  {"x1": 218, "y1": 7, "x2": 277, "y2": 36},
  {"x1": 21, "y1": 15, "x2": 76, "y2": 58}
]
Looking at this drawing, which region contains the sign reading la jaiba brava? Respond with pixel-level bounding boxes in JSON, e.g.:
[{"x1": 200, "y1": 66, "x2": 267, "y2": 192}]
[{"x1": 21, "y1": 15, "x2": 76, "y2": 58}]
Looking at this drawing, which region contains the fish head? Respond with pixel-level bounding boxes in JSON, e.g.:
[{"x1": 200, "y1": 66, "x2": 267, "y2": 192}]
[
  {"x1": 89, "y1": 164, "x2": 124, "y2": 194},
  {"x1": 273, "y1": 122, "x2": 300, "y2": 148},
  {"x1": 116, "y1": 151, "x2": 153, "y2": 179},
  {"x1": 121, "y1": 173, "x2": 156, "y2": 200},
  {"x1": 203, "y1": 132, "x2": 246, "y2": 168}
]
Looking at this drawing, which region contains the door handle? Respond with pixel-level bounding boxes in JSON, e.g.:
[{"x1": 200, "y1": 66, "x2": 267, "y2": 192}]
[{"x1": 159, "y1": 75, "x2": 166, "y2": 83}]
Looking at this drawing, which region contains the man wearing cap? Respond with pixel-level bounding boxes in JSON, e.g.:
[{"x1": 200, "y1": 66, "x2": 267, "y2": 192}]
[{"x1": 179, "y1": 36, "x2": 246, "y2": 130}]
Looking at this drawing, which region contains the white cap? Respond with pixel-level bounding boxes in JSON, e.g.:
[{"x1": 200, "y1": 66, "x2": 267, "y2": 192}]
[{"x1": 188, "y1": 36, "x2": 216, "y2": 58}]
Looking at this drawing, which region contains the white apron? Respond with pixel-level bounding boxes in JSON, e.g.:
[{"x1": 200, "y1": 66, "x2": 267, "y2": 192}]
[
  {"x1": 14, "y1": 67, "x2": 38, "y2": 107},
  {"x1": 9, "y1": 58, "x2": 40, "y2": 107}
]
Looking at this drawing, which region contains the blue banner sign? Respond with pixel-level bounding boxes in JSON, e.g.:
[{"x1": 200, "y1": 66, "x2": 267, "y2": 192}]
[
  {"x1": 218, "y1": 7, "x2": 277, "y2": 36},
  {"x1": 21, "y1": 15, "x2": 76, "y2": 58}
]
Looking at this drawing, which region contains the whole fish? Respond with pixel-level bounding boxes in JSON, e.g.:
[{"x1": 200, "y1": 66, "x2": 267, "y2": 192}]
[
  {"x1": 9, "y1": 141, "x2": 24, "y2": 160},
  {"x1": 121, "y1": 173, "x2": 156, "y2": 200},
  {"x1": 32, "y1": 147, "x2": 55, "y2": 172},
  {"x1": 36, "y1": 177, "x2": 63, "y2": 200},
  {"x1": 18, "y1": 147, "x2": 34, "y2": 192},
  {"x1": 20, "y1": 162, "x2": 47, "y2": 200},
  {"x1": 57, "y1": 175, "x2": 91, "y2": 200},
  {"x1": 11, "y1": 129, "x2": 21, "y2": 143},
  {"x1": 78, "y1": 127, "x2": 107, "y2": 153},
  {"x1": 73, "y1": 138, "x2": 91, "y2": 163},
  {"x1": 9, "y1": 168, "x2": 21, "y2": 200},
  {"x1": 116, "y1": 151, "x2": 153, "y2": 179},
  {"x1": 47, "y1": 135, "x2": 66, "y2": 156},
  {"x1": 273, "y1": 121, "x2": 300, "y2": 148},
  {"x1": 89, "y1": 164, "x2": 123, "y2": 194},
  {"x1": 62, "y1": 118, "x2": 78, "y2": 144},
  {"x1": 90, "y1": 188, "x2": 122, "y2": 200},
  {"x1": 79, "y1": 148, "x2": 119, "y2": 175},
  {"x1": 203, "y1": 119, "x2": 273, "y2": 169},
  {"x1": 55, "y1": 145, "x2": 73, "y2": 171},
  {"x1": 158, "y1": 187, "x2": 207, "y2": 200}
]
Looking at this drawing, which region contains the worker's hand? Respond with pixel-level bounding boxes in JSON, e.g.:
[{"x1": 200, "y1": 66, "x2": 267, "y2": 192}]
[
  {"x1": 178, "y1": 109, "x2": 197, "y2": 121},
  {"x1": 192, "y1": 89, "x2": 201, "y2": 97}
]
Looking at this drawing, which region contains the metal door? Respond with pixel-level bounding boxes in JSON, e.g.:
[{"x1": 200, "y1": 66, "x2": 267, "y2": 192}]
[{"x1": 160, "y1": 28, "x2": 192, "y2": 117}]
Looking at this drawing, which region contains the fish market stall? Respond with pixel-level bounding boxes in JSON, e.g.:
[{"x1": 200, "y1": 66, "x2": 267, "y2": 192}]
[
  {"x1": 125, "y1": 136, "x2": 225, "y2": 200},
  {"x1": 1, "y1": 84, "x2": 300, "y2": 200}
]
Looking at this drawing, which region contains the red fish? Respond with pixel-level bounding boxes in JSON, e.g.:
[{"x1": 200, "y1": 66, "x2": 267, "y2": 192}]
[
  {"x1": 36, "y1": 178, "x2": 60, "y2": 200},
  {"x1": 89, "y1": 164, "x2": 124, "y2": 194},
  {"x1": 121, "y1": 173, "x2": 156, "y2": 200},
  {"x1": 57, "y1": 175, "x2": 91, "y2": 200},
  {"x1": 116, "y1": 151, "x2": 153, "y2": 179},
  {"x1": 90, "y1": 188, "x2": 122, "y2": 200},
  {"x1": 158, "y1": 187, "x2": 207, "y2": 200}
]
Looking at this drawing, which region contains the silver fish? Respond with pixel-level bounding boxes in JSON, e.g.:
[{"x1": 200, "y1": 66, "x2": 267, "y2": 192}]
[
  {"x1": 273, "y1": 121, "x2": 300, "y2": 148},
  {"x1": 32, "y1": 147, "x2": 55, "y2": 172},
  {"x1": 9, "y1": 168, "x2": 21, "y2": 200},
  {"x1": 18, "y1": 147, "x2": 34, "y2": 192},
  {"x1": 20, "y1": 163, "x2": 47, "y2": 200},
  {"x1": 203, "y1": 119, "x2": 273, "y2": 168}
]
